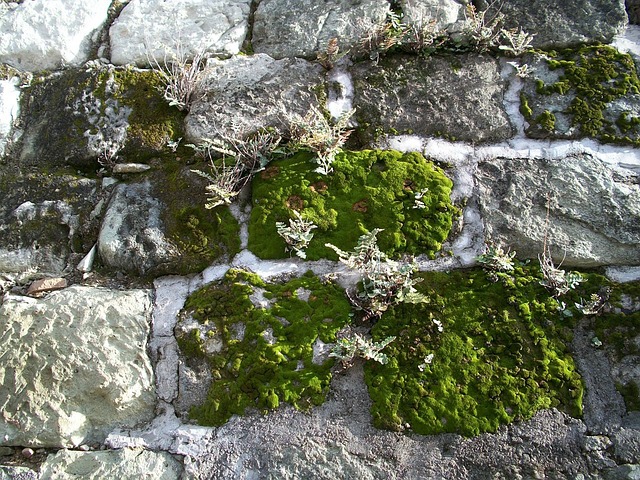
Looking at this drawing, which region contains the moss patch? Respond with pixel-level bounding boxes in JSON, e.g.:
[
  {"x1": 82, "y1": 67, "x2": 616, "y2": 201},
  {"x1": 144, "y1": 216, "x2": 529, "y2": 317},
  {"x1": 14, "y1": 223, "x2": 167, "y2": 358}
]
[
  {"x1": 524, "y1": 45, "x2": 640, "y2": 145},
  {"x1": 153, "y1": 160, "x2": 240, "y2": 275},
  {"x1": 176, "y1": 269, "x2": 352, "y2": 425},
  {"x1": 248, "y1": 149, "x2": 457, "y2": 260},
  {"x1": 364, "y1": 265, "x2": 609, "y2": 437}
]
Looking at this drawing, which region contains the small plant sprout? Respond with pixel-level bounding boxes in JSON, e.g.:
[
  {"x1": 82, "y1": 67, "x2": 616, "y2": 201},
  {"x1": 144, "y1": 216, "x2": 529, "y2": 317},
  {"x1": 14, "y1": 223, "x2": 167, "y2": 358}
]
[
  {"x1": 276, "y1": 210, "x2": 317, "y2": 259},
  {"x1": 462, "y1": 3, "x2": 504, "y2": 52},
  {"x1": 538, "y1": 247, "x2": 584, "y2": 297},
  {"x1": 148, "y1": 41, "x2": 207, "y2": 111},
  {"x1": 330, "y1": 332, "x2": 396, "y2": 367},
  {"x1": 316, "y1": 37, "x2": 349, "y2": 69},
  {"x1": 477, "y1": 243, "x2": 516, "y2": 272},
  {"x1": 418, "y1": 353, "x2": 435, "y2": 372},
  {"x1": 287, "y1": 105, "x2": 354, "y2": 175},
  {"x1": 499, "y1": 28, "x2": 536, "y2": 56},
  {"x1": 191, "y1": 158, "x2": 246, "y2": 208},
  {"x1": 412, "y1": 188, "x2": 429, "y2": 209},
  {"x1": 507, "y1": 61, "x2": 535, "y2": 78},
  {"x1": 166, "y1": 137, "x2": 182, "y2": 152},
  {"x1": 576, "y1": 291, "x2": 608, "y2": 316},
  {"x1": 326, "y1": 229, "x2": 428, "y2": 319}
]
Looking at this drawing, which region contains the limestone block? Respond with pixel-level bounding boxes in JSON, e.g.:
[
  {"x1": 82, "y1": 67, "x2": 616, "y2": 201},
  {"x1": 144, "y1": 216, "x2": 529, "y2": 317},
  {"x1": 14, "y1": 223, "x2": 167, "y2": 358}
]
[{"x1": 0, "y1": 286, "x2": 156, "y2": 448}]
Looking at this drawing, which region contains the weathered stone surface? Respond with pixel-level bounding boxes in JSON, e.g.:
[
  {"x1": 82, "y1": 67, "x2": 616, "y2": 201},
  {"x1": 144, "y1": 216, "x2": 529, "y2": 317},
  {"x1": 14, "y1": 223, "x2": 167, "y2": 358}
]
[
  {"x1": 400, "y1": 0, "x2": 465, "y2": 32},
  {"x1": 352, "y1": 54, "x2": 513, "y2": 143},
  {"x1": 476, "y1": 153, "x2": 640, "y2": 266},
  {"x1": 0, "y1": 172, "x2": 100, "y2": 277},
  {"x1": 97, "y1": 170, "x2": 239, "y2": 277},
  {"x1": 0, "y1": 286, "x2": 155, "y2": 448},
  {"x1": 185, "y1": 54, "x2": 325, "y2": 141},
  {"x1": 629, "y1": 0, "x2": 640, "y2": 25},
  {"x1": 180, "y1": 363, "x2": 600, "y2": 479},
  {"x1": 252, "y1": 0, "x2": 389, "y2": 60},
  {"x1": 109, "y1": 0, "x2": 251, "y2": 67},
  {"x1": 485, "y1": 0, "x2": 627, "y2": 49},
  {"x1": 0, "y1": 466, "x2": 38, "y2": 480},
  {"x1": 39, "y1": 448, "x2": 183, "y2": 479},
  {"x1": 0, "y1": 78, "x2": 20, "y2": 158},
  {"x1": 0, "y1": 0, "x2": 112, "y2": 71}
]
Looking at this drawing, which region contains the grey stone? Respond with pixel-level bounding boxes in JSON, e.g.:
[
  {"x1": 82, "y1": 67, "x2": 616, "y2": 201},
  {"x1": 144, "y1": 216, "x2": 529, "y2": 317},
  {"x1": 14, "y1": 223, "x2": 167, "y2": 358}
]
[
  {"x1": 400, "y1": 0, "x2": 465, "y2": 32},
  {"x1": 351, "y1": 54, "x2": 514, "y2": 144},
  {"x1": 0, "y1": 171, "x2": 100, "y2": 277},
  {"x1": 605, "y1": 464, "x2": 640, "y2": 480},
  {"x1": 613, "y1": 428, "x2": 640, "y2": 464},
  {"x1": 98, "y1": 181, "x2": 178, "y2": 276},
  {"x1": 476, "y1": 153, "x2": 640, "y2": 267},
  {"x1": 185, "y1": 54, "x2": 326, "y2": 141},
  {"x1": 0, "y1": 0, "x2": 112, "y2": 71},
  {"x1": 39, "y1": 448, "x2": 183, "y2": 479},
  {"x1": 485, "y1": 0, "x2": 627, "y2": 49},
  {"x1": 252, "y1": 0, "x2": 389, "y2": 60},
  {"x1": 0, "y1": 286, "x2": 155, "y2": 448},
  {"x1": 0, "y1": 466, "x2": 38, "y2": 480},
  {"x1": 110, "y1": 0, "x2": 251, "y2": 67}
]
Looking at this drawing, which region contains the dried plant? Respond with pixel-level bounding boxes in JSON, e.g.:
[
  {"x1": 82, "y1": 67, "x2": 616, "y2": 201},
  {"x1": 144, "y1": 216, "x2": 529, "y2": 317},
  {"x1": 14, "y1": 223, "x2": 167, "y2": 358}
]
[
  {"x1": 276, "y1": 210, "x2": 317, "y2": 259},
  {"x1": 461, "y1": 3, "x2": 504, "y2": 52},
  {"x1": 316, "y1": 37, "x2": 349, "y2": 69},
  {"x1": 507, "y1": 61, "x2": 535, "y2": 78},
  {"x1": 189, "y1": 130, "x2": 282, "y2": 209},
  {"x1": 287, "y1": 105, "x2": 354, "y2": 175},
  {"x1": 148, "y1": 41, "x2": 207, "y2": 111}
]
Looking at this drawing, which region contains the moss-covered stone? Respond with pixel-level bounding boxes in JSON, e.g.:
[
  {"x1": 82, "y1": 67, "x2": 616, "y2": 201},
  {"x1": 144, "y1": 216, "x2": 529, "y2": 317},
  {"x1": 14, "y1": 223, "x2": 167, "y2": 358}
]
[
  {"x1": 365, "y1": 265, "x2": 614, "y2": 437},
  {"x1": 176, "y1": 269, "x2": 352, "y2": 426},
  {"x1": 523, "y1": 45, "x2": 640, "y2": 145},
  {"x1": 248, "y1": 149, "x2": 457, "y2": 261}
]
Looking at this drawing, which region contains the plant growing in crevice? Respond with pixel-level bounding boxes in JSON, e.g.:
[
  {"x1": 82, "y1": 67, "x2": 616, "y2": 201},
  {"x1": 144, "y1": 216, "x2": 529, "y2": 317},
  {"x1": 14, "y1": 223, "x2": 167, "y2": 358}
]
[
  {"x1": 461, "y1": 2, "x2": 504, "y2": 52},
  {"x1": 576, "y1": 290, "x2": 609, "y2": 316},
  {"x1": 276, "y1": 210, "x2": 317, "y2": 259},
  {"x1": 477, "y1": 243, "x2": 516, "y2": 273},
  {"x1": 286, "y1": 105, "x2": 354, "y2": 175},
  {"x1": 190, "y1": 129, "x2": 282, "y2": 208},
  {"x1": 499, "y1": 28, "x2": 535, "y2": 56},
  {"x1": 326, "y1": 229, "x2": 428, "y2": 319},
  {"x1": 538, "y1": 247, "x2": 584, "y2": 297},
  {"x1": 330, "y1": 330, "x2": 396, "y2": 368},
  {"x1": 316, "y1": 37, "x2": 349, "y2": 70},
  {"x1": 147, "y1": 41, "x2": 207, "y2": 111}
]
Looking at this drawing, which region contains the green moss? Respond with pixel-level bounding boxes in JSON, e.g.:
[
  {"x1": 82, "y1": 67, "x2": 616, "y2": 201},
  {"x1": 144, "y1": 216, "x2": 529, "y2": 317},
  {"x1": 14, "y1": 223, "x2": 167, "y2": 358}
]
[
  {"x1": 527, "y1": 45, "x2": 640, "y2": 145},
  {"x1": 156, "y1": 161, "x2": 241, "y2": 275},
  {"x1": 177, "y1": 269, "x2": 352, "y2": 425},
  {"x1": 364, "y1": 265, "x2": 612, "y2": 437},
  {"x1": 520, "y1": 92, "x2": 533, "y2": 119},
  {"x1": 536, "y1": 110, "x2": 556, "y2": 133},
  {"x1": 248, "y1": 149, "x2": 457, "y2": 261}
]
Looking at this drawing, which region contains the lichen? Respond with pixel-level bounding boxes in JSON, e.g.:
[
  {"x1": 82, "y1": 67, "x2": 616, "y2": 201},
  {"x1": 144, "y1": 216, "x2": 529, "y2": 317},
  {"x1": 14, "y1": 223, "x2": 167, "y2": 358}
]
[
  {"x1": 176, "y1": 269, "x2": 352, "y2": 425},
  {"x1": 248, "y1": 149, "x2": 458, "y2": 261},
  {"x1": 524, "y1": 45, "x2": 640, "y2": 145}
]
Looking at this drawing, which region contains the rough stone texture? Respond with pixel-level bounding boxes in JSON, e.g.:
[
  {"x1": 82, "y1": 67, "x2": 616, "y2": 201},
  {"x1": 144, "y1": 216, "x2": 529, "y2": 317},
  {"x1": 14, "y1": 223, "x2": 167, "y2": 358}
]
[
  {"x1": 476, "y1": 153, "x2": 640, "y2": 267},
  {"x1": 98, "y1": 181, "x2": 179, "y2": 277},
  {"x1": 109, "y1": 0, "x2": 251, "y2": 67},
  {"x1": 39, "y1": 448, "x2": 183, "y2": 479},
  {"x1": 0, "y1": 286, "x2": 156, "y2": 448},
  {"x1": 0, "y1": 172, "x2": 101, "y2": 277},
  {"x1": 0, "y1": 0, "x2": 112, "y2": 71},
  {"x1": 0, "y1": 78, "x2": 20, "y2": 158},
  {"x1": 0, "y1": 466, "x2": 37, "y2": 480},
  {"x1": 179, "y1": 362, "x2": 612, "y2": 479},
  {"x1": 400, "y1": 0, "x2": 465, "y2": 32},
  {"x1": 252, "y1": 0, "x2": 389, "y2": 60},
  {"x1": 351, "y1": 54, "x2": 514, "y2": 144},
  {"x1": 485, "y1": 0, "x2": 628, "y2": 49},
  {"x1": 629, "y1": 0, "x2": 640, "y2": 25},
  {"x1": 185, "y1": 54, "x2": 325, "y2": 141}
]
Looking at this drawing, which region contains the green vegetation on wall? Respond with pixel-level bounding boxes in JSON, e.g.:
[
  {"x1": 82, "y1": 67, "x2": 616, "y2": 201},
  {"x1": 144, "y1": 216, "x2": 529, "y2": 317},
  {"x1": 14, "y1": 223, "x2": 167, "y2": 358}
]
[
  {"x1": 523, "y1": 45, "x2": 640, "y2": 145},
  {"x1": 248, "y1": 149, "x2": 457, "y2": 261},
  {"x1": 365, "y1": 265, "x2": 608, "y2": 437},
  {"x1": 176, "y1": 269, "x2": 352, "y2": 426}
]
